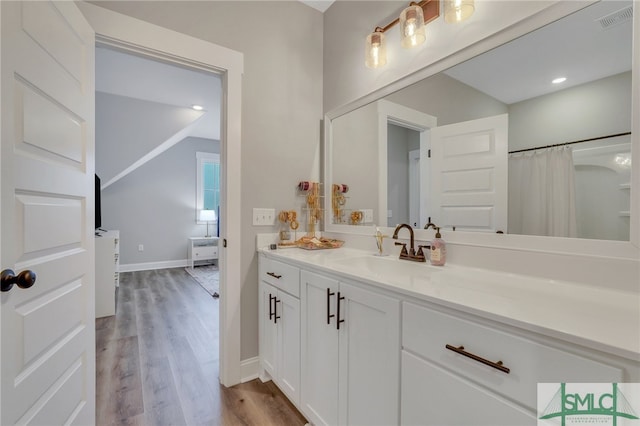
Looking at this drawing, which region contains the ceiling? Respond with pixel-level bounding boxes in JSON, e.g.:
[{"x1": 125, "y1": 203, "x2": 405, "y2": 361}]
[
  {"x1": 444, "y1": 1, "x2": 633, "y2": 105},
  {"x1": 299, "y1": 0, "x2": 335, "y2": 13},
  {"x1": 96, "y1": 46, "x2": 222, "y2": 140}
]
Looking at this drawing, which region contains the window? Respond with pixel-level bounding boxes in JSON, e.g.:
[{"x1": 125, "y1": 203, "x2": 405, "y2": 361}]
[{"x1": 196, "y1": 152, "x2": 220, "y2": 223}]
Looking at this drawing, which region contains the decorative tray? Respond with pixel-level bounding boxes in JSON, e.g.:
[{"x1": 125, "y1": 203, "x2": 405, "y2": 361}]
[{"x1": 297, "y1": 237, "x2": 345, "y2": 250}]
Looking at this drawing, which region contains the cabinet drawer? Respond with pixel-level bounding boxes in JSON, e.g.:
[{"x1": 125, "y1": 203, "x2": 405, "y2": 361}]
[
  {"x1": 260, "y1": 257, "x2": 300, "y2": 297},
  {"x1": 193, "y1": 246, "x2": 217, "y2": 259},
  {"x1": 402, "y1": 302, "x2": 623, "y2": 410},
  {"x1": 401, "y1": 350, "x2": 534, "y2": 426}
]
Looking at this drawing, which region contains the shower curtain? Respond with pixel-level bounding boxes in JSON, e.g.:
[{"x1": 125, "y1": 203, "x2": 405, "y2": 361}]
[{"x1": 508, "y1": 146, "x2": 577, "y2": 237}]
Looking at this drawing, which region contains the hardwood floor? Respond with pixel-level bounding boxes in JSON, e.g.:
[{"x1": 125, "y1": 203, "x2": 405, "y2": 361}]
[{"x1": 96, "y1": 268, "x2": 307, "y2": 426}]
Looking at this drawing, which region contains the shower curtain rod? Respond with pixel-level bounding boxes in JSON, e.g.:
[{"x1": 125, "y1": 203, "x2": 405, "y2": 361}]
[{"x1": 508, "y1": 131, "x2": 632, "y2": 154}]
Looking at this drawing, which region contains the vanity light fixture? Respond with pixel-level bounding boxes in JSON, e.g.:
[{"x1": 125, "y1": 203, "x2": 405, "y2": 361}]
[
  {"x1": 443, "y1": 0, "x2": 475, "y2": 24},
  {"x1": 192, "y1": 104, "x2": 204, "y2": 111},
  {"x1": 552, "y1": 77, "x2": 567, "y2": 84},
  {"x1": 365, "y1": 0, "x2": 440, "y2": 68}
]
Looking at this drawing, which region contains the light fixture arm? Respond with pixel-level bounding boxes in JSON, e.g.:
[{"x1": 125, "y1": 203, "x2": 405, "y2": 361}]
[{"x1": 372, "y1": 0, "x2": 440, "y2": 34}]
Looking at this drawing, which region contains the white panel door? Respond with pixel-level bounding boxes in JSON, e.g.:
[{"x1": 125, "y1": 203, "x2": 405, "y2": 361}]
[
  {"x1": 338, "y1": 281, "x2": 401, "y2": 426},
  {"x1": 431, "y1": 114, "x2": 508, "y2": 233},
  {"x1": 1, "y1": 2, "x2": 95, "y2": 424}
]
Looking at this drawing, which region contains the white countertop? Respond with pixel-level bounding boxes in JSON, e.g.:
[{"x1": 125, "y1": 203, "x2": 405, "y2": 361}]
[{"x1": 260, "y1": 246, "x2": 640, "y2": 362}]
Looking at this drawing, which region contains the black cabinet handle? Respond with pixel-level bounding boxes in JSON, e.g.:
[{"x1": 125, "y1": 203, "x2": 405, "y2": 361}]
[
  {"x1": 267, "y1": 272, "x2": 282, "y2": 279},
  {"x1": 274, "y1": 298, "x2": 281, "y2": 324},
  {"x1": 445, "y1": 344, "x2": 510, "y2": 374},
  {"x1": 336, "y1": 291, "x2": 345, "y2": 330},
  {"x1": 268, "y1": 294, "x2": 275, "y2": 320},
  {"x1": 327, "y1": 288, "x2": 335, "y2": 324}
]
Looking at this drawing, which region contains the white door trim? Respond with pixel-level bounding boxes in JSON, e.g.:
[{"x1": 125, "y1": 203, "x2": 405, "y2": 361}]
[
  {"x1": 377, "y1": 100, "x2": 437, "y2": 228},
  {"x1": 77, "y1": 3, "x2": 244, "y2": 387}
]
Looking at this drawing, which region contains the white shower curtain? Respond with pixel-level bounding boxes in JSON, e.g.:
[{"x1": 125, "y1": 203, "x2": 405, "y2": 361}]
[{"x1": 508, "y1": 146, "x2": 577, "y2": 237}]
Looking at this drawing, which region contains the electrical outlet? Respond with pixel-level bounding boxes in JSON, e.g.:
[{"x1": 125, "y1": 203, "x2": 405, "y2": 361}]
[
  {"x1": 363, "y1": 209, "x2": 374, "y2": 223},
  {"x1": 387, "y1": 210, "x2": 393, "y2": 218},
  {"x1": 253, "y1": 208, "x2": 276, "y2": 226},
  {"x1": 138, "y1": 244, "x2": 144, "y2": 252}
]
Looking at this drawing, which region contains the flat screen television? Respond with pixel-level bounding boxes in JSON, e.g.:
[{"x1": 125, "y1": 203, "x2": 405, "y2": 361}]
[{"x1": 95, "y1": 174, "x2": 102, "y2": 230}]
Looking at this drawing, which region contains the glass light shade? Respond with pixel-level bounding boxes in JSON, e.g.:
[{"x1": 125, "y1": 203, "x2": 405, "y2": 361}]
[
  {"x1": 365, "y1": 31, "x2": 387, "y2": 69},
  {"x1": 444, "y1": 0, "x2": 475, "y2": 23},
  {"x1": 199, "y1": 209, "x2": 217, "y2": 222},
  {"x1": 400, "y1": 5, "x2": 426, "y2": 49}
]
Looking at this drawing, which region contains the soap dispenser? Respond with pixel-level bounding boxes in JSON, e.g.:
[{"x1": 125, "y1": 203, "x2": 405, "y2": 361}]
[{"x1": 430, "y1": 227, "x2": 446, "y2": 266}]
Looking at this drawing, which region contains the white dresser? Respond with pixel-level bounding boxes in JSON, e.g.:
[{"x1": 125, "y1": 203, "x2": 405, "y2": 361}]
[
  {"x1": 95, "y1": 230, "x2": 119, "y2": 318},
  {"x1": 188, "y1": 237, "x2": 219, "y2": 269}
]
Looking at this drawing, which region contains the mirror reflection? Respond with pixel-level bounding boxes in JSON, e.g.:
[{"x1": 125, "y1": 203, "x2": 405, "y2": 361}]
[{"x1": 330, "y1": 0, "x2": 633, "y2": 241}]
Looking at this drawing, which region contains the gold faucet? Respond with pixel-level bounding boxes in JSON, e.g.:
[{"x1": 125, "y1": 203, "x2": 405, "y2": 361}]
[{"x1": 392, "y1": 224, "x2": 426, "y2": 262}]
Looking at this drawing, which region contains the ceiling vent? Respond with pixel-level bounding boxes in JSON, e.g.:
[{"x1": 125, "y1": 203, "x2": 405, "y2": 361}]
[{"x1": 596, "y1": 5, "x2": 633, "y2": 30}]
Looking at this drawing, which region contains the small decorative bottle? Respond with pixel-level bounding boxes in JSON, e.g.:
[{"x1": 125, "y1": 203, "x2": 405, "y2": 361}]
[{"x1": 429, "y1": 227, "x2": 446, "y2": 266}]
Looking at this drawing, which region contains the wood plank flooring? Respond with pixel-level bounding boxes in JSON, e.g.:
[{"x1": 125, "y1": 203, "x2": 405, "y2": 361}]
[{"x1": 96, "y1": 268, "x2": 307, "y2": 426}]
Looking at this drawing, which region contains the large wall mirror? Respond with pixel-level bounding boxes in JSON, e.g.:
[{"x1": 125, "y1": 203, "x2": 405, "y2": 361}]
[{"x1": 326, "y1": 0, "x2": 635, "y2": 243}]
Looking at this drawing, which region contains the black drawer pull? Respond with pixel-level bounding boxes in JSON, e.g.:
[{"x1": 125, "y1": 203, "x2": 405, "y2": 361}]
[
  {"x1": 268, "y1": 294, "x2": 275, "y2": 320},
  {"x1": 266, "y1": 272, "x2": 282, "y2": 279},
  {"x1": 445, "y1": 344, "x2": 510, "y2": 374},
  {"x1": 336, "y1": 292, "x2": 345, "y2": 330},
  {"x1": 327, "y1": 288, "x2": 335, "y2": 324},
  {"x1": 274, "y1": 298, "x2": 281, "y2": 324}
]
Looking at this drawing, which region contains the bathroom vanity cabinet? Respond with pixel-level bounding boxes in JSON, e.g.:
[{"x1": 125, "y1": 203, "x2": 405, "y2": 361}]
[{"x1": 257, "y1": 250, "x2": 639, "y2": 425}]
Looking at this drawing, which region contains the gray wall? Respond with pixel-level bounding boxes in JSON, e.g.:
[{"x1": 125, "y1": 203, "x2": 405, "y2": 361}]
[
  {"x1": 508, "y1": 72, "x2": 632, "y2": 151},
  {"x1": 96, "y1": 92, "x2": 204, "y2": 183},
  {"x1": 100, "y1": 136, "x2": 219, "y2": 264},
  {"x1": 88, "y1": 1, "x2": 323, "y2": 361},
  {"x1": 386, "y1": 73, "x2": 508, "y2": 126}
]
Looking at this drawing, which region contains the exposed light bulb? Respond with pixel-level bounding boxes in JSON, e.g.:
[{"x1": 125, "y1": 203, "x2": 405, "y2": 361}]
[
  {"x1": 192, "y1": 105, "x2": 204, "y2": 111},
  {"x1": 365, "y1": 31, "x2": 387, "y2": 68},
  {"x1": 552, "y1": 77, "x2": 567, "y2": 84},
  {"x1": 444, "y1": 0, "x2": 475, "y2": 24},
  {"x1": 400, "y1": 5, "x2": 425, "y2": 49}
]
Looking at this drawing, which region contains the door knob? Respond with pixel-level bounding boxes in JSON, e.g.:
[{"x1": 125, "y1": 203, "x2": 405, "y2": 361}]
[{"x1": 1, "y1": 269, "x2": 37, "y2": 292}]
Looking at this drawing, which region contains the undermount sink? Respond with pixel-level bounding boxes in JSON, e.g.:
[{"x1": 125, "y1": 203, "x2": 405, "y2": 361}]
[{"x1": 329, "y1": 254, "x2": 439, "y2": 282}]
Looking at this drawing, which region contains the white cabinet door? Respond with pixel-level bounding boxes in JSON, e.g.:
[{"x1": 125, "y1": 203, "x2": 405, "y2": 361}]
[
  {"x1": 338, "y1": 281, "x2": 401, "y2": 426},
  {"x1": 277, "y1": 290, "x2": 301, "y2": 406},
  {"x1": 401, "y1": 351, "x2": 535, "y2": 426},
  {"x1": 259, "y1": 281, "x2": 278, "y2": 379},
  {"x1": 301, "y1": 270, "x2": 340, "y2": 426},
  {"x1": 301, "y1": 271, "x2": 401, "y2": 426},
  {"x1": 259, "y1": 279, "x2": 301, "y2": 405}
]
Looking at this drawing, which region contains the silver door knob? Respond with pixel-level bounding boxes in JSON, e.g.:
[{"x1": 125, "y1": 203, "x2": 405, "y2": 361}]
[{"x1": 1, "y1": 269, "x2": 37, "y2": 292}]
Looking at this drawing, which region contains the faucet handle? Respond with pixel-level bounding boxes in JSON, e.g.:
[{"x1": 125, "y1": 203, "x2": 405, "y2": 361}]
[
  {"x1": 394, "y1": 242, "x2": 408, "y2": 256},
  {"x1": 417, "y1": 244, "x2": 431, "y2": 258}
]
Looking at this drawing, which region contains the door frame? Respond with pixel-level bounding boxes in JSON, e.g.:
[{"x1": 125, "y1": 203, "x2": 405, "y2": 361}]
[
  {"x1": 377, "y1": 100, "x2": 437, "y2": 229},
  {"x1": 78, "y1": 3, "x2": 244, "y2": 387}
]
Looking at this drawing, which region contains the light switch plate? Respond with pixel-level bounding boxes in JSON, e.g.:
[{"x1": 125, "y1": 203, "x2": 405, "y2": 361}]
[
  {"x1": 363, "y1": 209, "x2": 374, "y2": 223},
  {"x1": 253, "y1": 208, "x2": 276, "y2": 226}
]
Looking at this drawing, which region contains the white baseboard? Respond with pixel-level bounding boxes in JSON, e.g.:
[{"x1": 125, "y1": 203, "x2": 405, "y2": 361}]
[
  {"x1": 119, "y1": 259, "x2": 188, "y2": 272},
  {"x1": 240, "y1": 356, "x2": 260, "y2": 383}
]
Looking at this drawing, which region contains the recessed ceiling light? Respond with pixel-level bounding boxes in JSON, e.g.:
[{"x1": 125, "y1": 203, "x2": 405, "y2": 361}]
[
  {"x1": 552, "y1": 77, "x2": 567, "y2": 84},
  {"x1": 192, "y1": 105, "x2": 204, "y2": 111}
]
